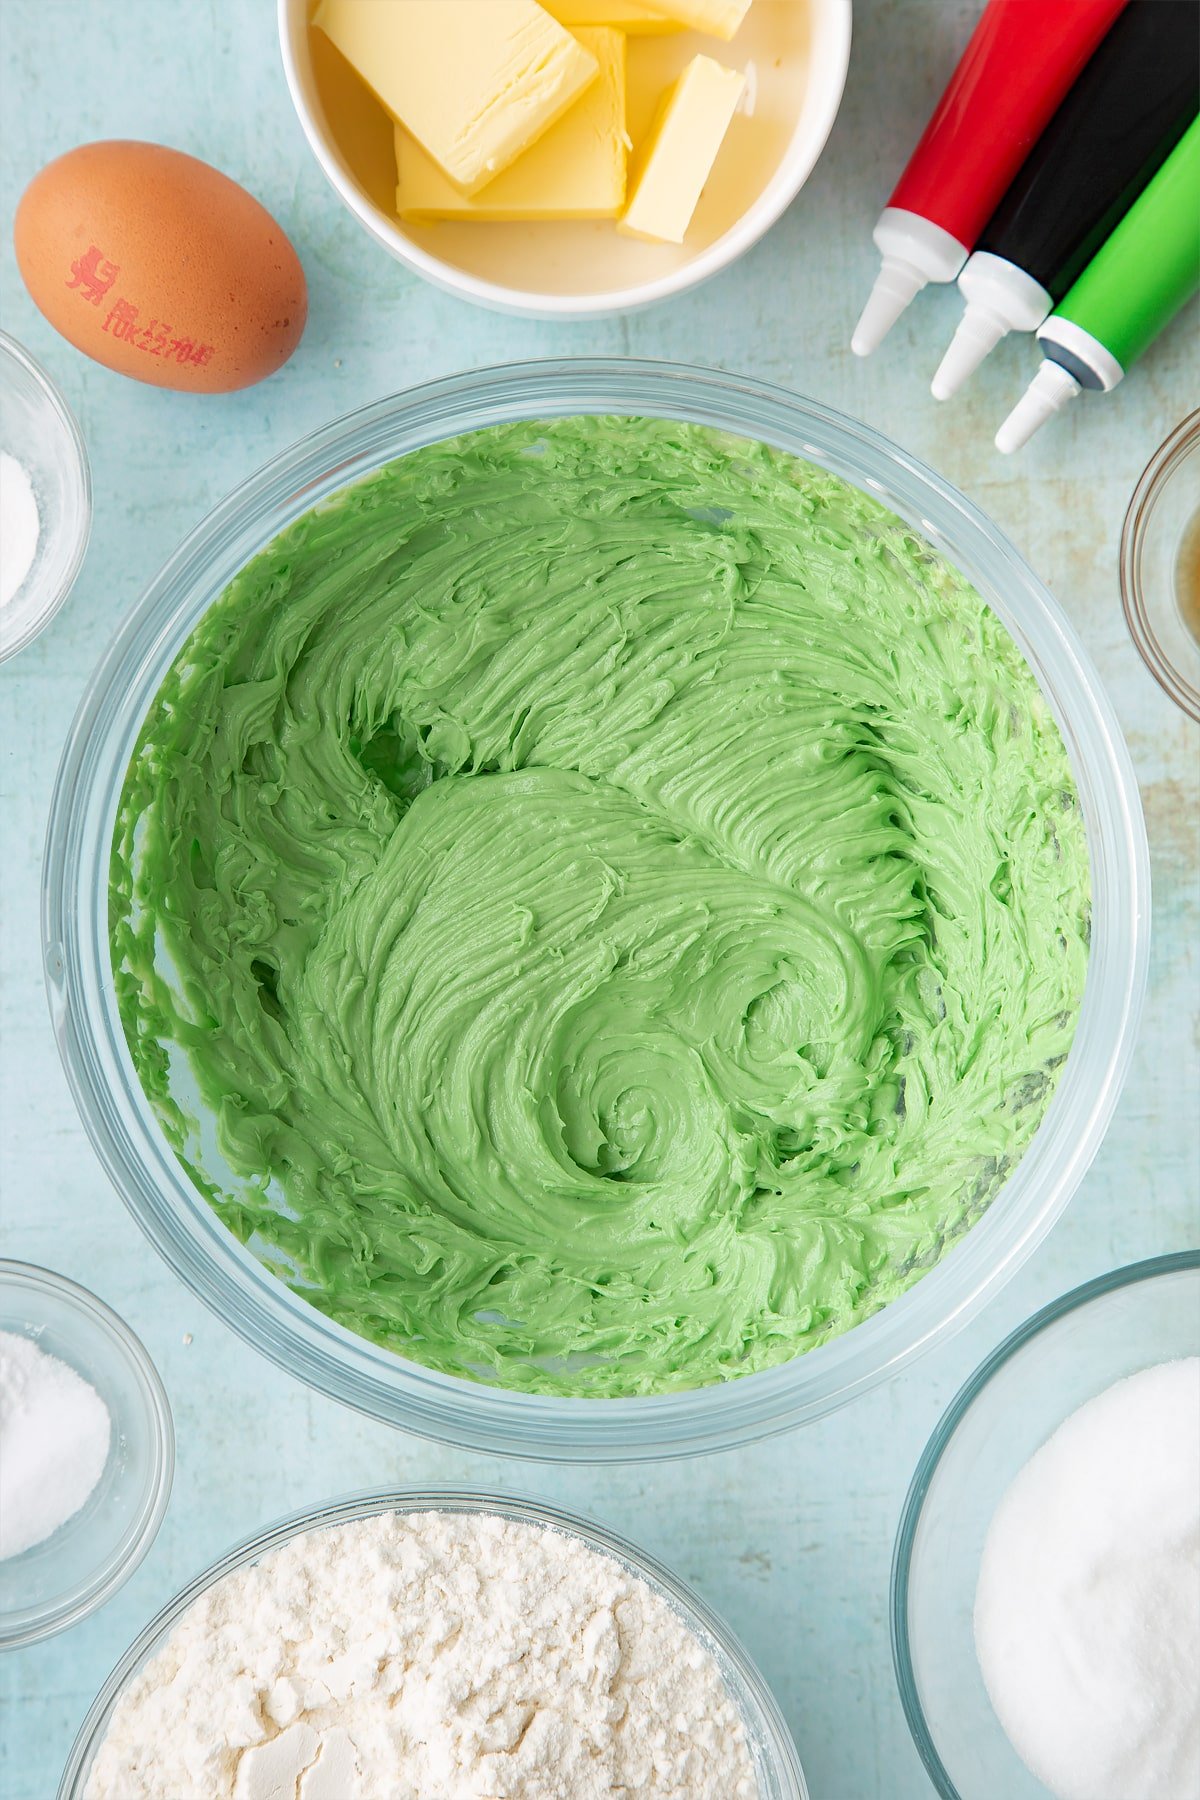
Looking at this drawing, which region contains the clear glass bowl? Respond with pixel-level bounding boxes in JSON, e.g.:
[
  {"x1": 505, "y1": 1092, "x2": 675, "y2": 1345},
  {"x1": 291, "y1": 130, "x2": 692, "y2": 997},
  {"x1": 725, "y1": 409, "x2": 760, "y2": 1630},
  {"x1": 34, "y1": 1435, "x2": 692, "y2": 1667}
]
[
  {"x1": 0, "y1": 1262, "x2": 174, "y2": 1649},
  {"x1": 42, "y1": 359, "x2": 1150, "y2": 1461},
  {"x1": 891, "y1": 1251, "x2": 1200, "y2": 1799},
  {"x1": 58, "y1": 1485, "x2": 808, "y2": 1800},
  {"x1": 1120, "y1": 409, "x2": 1200, "y2": 721},
  {"x1": 0, "y1": 331, "x2": 91, "y2": 662}
]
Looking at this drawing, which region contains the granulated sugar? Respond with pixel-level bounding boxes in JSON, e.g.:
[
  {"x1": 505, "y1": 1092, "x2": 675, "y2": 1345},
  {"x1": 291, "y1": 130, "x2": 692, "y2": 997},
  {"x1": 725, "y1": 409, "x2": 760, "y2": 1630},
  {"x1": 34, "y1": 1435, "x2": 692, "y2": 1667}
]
[
  {"x1": 0, "y1": 1329, "x2": 111, "y2": 1559},
  {"x1": 975, "y1": 1357, "x2": 1200, "y2": 1800},
  {"x1": 85, "y1": 1509, "x2": 760, "y2": 1800}
]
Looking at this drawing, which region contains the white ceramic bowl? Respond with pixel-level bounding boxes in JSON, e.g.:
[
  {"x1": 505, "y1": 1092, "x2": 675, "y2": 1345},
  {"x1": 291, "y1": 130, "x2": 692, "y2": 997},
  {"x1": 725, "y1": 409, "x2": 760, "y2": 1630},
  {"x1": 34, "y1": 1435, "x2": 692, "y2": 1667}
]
[
  {"x1": 278, "y1": 0, "x2": 852, "y2": 319},
  {"x1": 0, "y1": 332, "x2": 91, "y2": 662}
]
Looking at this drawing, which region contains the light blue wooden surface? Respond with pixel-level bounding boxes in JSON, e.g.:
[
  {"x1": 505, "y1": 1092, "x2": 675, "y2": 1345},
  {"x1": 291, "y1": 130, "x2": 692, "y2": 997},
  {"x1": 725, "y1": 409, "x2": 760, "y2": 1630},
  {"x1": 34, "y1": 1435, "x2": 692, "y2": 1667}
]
[{"x1": 1, "y1": 4, "x2": 1196, "y2": 1796}]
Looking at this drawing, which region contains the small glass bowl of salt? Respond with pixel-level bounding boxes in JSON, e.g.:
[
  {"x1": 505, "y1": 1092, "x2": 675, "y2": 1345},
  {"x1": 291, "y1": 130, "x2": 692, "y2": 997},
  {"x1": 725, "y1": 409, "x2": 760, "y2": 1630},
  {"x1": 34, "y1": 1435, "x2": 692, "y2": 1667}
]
[
  {"x1": 0, "y1": 1262, "x2": 173, "y2": 1648},
  {"x1": 0, "y1": 331, "x2": 91, "y2": 663},
  {"x1": 892, "y1": 1251, "x2": 1200, "y2": 1800}
]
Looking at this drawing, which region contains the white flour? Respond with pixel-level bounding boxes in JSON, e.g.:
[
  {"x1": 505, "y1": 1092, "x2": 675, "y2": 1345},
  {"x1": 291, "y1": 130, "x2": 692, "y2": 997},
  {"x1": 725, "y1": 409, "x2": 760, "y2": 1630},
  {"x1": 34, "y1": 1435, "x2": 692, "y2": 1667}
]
[
  {"x1": 975, "y1": 1357, "x2": 1200, "y2": 1800},
  {"x1": 0, "y1": 452, "x2": 40, "y2": 609},
  {"x1": 0, "y1": 1329, "x2": 111, "y2": 1560},
  {"x1": 85, "y1": 1509, "x2": 760, "y2": 1800}
]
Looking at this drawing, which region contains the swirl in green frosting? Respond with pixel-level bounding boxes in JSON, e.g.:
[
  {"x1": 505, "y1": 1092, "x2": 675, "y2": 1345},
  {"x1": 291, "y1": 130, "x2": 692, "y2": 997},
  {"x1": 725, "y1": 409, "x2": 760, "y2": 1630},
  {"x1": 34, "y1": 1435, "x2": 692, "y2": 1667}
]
[{"x1": 112, "y1": 418, "x2": 1089, "y2": 1396}]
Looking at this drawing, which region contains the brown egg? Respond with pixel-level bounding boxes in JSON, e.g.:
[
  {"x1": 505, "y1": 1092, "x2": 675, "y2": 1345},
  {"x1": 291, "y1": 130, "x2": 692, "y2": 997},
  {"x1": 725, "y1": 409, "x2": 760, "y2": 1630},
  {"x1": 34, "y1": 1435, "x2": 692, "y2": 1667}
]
[{"x1": 14, "y1": 141, "x2": 307, "y2": 394}]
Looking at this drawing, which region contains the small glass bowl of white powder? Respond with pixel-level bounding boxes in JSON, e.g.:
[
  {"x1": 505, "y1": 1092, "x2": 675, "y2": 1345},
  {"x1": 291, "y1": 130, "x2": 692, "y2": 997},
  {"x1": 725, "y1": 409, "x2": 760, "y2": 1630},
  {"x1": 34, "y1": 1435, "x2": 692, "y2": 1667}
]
[
  {"x1": 0, "y1": 1262, "x2": 173, "y2": 1648},
  {"x1": 61, "y1": 1488, "x2": 807, "y2": 1800},
  {"x1": 892, "y1": 1251, "x2": 1200, "y2": 1800},
  {"x1": 0, "y1": 330, "x2": 91, "y2": 662}
]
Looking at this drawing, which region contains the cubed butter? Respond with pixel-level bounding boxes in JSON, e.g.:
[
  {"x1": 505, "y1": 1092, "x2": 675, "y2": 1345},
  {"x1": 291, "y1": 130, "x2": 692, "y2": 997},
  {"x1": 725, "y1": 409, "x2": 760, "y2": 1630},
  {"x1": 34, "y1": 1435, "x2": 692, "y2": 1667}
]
[
  {"x1": 396, "y1": 28, "x2": 627, "y2": 221},
  {"x1": 542, "y1": 0, "x2": 680, "y2": 31},
  {"x1": 312, "y1": 0, "x2": 599, "y2": 195},
  {"x1": 638, "y1": 0, "x2": 752, "y2": 37},
  {"x1": 619, "y1": 53, "x2": 746, "y2": 244}
]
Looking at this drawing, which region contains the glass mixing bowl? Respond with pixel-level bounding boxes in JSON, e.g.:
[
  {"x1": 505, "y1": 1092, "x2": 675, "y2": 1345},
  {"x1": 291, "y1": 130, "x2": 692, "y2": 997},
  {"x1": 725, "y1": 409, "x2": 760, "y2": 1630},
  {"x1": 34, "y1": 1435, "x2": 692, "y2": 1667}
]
[
  {"x1": 42, "y1": 359, "x2": 1150, "y2": 1461},
  {"x1": 58, "y1": 1486, "x2": 808, "y2": 1800},
  {"x1": 891, "y1": 1252, "x2": 1200, "y2": 1800}
]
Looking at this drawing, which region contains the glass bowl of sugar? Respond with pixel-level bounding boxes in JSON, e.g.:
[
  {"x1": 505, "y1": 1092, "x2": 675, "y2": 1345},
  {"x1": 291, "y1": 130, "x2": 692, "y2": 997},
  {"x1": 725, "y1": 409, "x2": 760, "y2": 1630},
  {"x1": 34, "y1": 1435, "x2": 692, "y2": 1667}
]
[
  {"x1": 891, "y1": 1251, "x2": 1200, "y2": 1800},
  {"x1": 0, "y1": 331, "x2": 91, "y2": 662},
  {"x1": 0, "y1": 1262, "x2": 173, "y2": 1648}
]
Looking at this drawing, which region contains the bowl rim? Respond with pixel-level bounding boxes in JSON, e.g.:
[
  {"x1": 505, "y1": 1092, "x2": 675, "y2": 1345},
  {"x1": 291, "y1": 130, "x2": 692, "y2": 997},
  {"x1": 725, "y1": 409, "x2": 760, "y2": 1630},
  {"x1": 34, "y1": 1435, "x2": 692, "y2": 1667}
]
[
  {"x1": 890, "y1": 1248, "x2": 1200, "y2": 1800},
  {"x1": 1119, "y1": 407, "x2": 1200, "y2": 723},
  {"x1": 0, "y1": 329, "x2": 93, "y2": 664},
  {"x1": 0, "y1": 1259, "x2": 175, "y2": 1649},
  {"x1": 276, "y1": 0, "x2": 854, "y2": 319},
  {"x1": 57, "y1": 1483, "x2": 808, "y2": 1800},
  {"x1": 42, "y1": 356, "x2": 1151, "y2": 1462}
]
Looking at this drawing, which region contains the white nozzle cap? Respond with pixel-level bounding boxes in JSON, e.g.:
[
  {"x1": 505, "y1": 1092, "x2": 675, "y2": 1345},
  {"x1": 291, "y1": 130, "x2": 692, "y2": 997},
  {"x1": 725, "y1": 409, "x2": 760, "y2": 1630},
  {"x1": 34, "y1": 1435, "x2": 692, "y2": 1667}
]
[
  {"x1": 932, "y1": 306, "x2": 1008, "y2": 399},
  {"x1": 852, "y1": 259, "x2": 928, "y2": 357},
  {"x1": 851, "y1": 209, "x2": 967, "y2": 357},
  {"x1": 932, "y1": 254, "x2": 1052, "y2": 400},
  {"x1": 995, "y1": 360, "x2": 1081, "y2": 454}
]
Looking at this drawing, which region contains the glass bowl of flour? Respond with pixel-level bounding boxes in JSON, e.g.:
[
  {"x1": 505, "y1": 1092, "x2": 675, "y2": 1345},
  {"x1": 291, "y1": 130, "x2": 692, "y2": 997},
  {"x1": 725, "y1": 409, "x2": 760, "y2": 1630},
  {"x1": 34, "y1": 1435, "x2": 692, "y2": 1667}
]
[
  {"x1": 0, "y1": 1262, "x2": 173, "y2": 1648},
  {"x1": 0, "y1": 331, "x2": 91, "y2": 662},
  {"x1": 59, "y1": 1487, "x2": 807, "y2": 1800},
  {"x1": 892, "y1": 1251, "x2": 1200, "y2": 1800}
]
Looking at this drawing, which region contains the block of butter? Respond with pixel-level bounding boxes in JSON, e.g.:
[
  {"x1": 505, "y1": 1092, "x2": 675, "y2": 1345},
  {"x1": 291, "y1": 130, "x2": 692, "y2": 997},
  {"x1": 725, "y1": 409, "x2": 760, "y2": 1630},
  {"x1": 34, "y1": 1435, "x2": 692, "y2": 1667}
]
[
  {"x1": 312, "y1": 0, "x2": 599, "y2": 194},
  {"x1": 396, "y1": 28, "x2": 627, "y2": 221},
  {"x1": 636, "y1": 0, "x2": 753, "y2": 37},
  {"x1": 619, "y1": 53, "x2": 746, "y2": 244},
  {"x1": 542, "y1": 0, "x2": 680, "y2": 30}
]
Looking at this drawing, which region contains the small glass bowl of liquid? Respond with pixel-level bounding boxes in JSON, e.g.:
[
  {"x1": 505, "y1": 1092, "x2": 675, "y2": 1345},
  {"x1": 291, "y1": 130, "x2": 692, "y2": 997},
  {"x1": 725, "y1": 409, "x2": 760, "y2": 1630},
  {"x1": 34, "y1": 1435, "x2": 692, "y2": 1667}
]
[{"x1": 1121, "y1": 410, "x2": 1200, "y2": 722}]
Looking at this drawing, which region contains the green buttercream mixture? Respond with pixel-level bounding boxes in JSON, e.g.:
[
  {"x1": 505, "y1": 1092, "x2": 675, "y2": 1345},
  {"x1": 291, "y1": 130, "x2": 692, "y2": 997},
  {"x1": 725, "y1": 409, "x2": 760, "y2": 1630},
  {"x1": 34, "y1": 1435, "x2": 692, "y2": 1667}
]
[{"x1": 111, "y1": 417, "x2": 1090, "y2": 1396}]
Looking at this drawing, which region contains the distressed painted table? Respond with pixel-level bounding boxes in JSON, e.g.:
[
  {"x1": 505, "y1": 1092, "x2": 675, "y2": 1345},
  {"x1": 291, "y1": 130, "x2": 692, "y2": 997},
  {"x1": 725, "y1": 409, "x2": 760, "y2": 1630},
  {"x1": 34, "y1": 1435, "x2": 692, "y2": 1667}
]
[{"x1": 1, "y1": 4, "x2": 1196, "y2": 1796}]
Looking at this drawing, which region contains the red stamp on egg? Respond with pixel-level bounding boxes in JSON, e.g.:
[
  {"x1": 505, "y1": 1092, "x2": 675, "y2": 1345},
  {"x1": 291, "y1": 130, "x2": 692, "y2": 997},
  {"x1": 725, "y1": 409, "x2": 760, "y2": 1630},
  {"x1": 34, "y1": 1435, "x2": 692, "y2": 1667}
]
[{"x1": 69, "y1": 243, "x2": 217, "y2": 368}]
